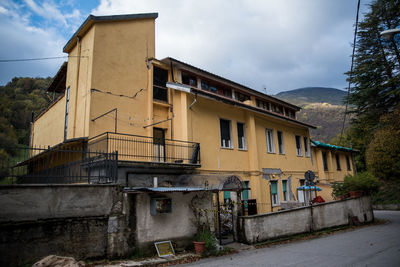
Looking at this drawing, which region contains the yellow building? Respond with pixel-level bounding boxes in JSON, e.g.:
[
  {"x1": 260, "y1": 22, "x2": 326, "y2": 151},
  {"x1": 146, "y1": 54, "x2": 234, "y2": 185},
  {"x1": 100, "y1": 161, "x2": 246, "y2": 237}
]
[{"x1": 31, "y1": 13, "x2": 356, "y2": 214}]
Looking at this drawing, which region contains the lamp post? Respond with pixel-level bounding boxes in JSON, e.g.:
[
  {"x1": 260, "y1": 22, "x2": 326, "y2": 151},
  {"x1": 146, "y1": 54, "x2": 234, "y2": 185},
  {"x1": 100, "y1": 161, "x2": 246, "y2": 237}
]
[{"x1": 380, "y1": 28, "x2": 400, "y2": 66}]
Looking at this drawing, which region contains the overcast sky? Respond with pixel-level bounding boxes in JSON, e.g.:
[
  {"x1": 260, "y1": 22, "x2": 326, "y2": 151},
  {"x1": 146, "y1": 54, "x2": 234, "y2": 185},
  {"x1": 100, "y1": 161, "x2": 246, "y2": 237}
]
[{"x1": 0, "y1": 0, "x2": 372, "y2": 94}]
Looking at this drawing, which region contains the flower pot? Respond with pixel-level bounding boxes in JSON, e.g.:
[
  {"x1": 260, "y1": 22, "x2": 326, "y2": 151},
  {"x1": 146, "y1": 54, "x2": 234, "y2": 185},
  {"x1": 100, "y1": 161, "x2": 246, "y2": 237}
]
[
  {"x1": 350, "y1": 191, "x2": 363, "y2": 198},
  {"x1": 193, "y1": 241, "x2": 205, "y2": 255}
]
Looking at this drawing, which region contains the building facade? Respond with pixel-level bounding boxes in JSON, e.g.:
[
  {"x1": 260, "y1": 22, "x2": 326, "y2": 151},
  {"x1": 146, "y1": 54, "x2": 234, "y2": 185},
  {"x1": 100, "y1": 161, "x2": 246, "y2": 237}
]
[{"x1": 31, "y1": 13, "x2": 355, "y2": 214}]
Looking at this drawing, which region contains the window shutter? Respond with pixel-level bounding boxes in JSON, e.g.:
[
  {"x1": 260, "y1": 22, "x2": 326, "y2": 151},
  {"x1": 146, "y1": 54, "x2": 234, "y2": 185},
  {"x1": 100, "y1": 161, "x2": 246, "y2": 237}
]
[
  {"x1": 271, "y1": 181, "x2": 277, "y2": 194},
  {"x1": 282, "y1": 180, "x2": 287, "y2": 193}
]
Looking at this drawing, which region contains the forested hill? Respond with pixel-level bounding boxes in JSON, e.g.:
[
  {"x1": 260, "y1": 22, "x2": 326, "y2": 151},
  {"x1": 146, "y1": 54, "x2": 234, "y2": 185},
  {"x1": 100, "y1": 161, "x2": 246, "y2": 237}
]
[
  {"x1": 274, "y1": 87, "x2": 350, "y2": 142},
  {"x1": 0, "y1": 77, "x2": 52, "y2": 155},
  {"x1": 275, "y1": 87, "x2": 347, "y2": 106}
]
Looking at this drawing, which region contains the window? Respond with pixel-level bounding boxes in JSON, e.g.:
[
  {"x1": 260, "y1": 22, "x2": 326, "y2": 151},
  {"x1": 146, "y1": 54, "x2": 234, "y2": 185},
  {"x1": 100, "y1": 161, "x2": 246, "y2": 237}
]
[
  {"x1": 64, "y1": 86, "x2": 70, "y2": 140},
  {"x1": 234, "y1": 91, "x2": 250, "y2": 102},
  {"x1": 237, "y1": 122, "x2": 247, "y2": 150},
  {"x1": 322, "y1": 152, "x2": 328, "y2": 171},
  {"x1": 282, "y1": 180, "x2": 288, "y2": 201},
  {"x1": 181, "y1": 72, "x2": 197, "y2": 87},
  {"x1": 336, "y1": 154, "x2": 341, "y2": 170},
  {"x1": 256, "y1": 99, "x2": 270, "y2": 111},
  {"x1": 295, "y1": 135, "x2": 302, "y2": 156},
  {"x1": 277, "y1": 131, "x2": 285, "y2": 154},
  {"x1": 242, "y1": 181, "x2": 250, "y2": 210},
  {"x1": 304, "y1": 137, "x2": 310, "y2": 157},
  {"x1": 346, "y1": 155, "x2": 352, "y2": 170},
  {"x1": 201, "y1": 80, "x2": 209, "y2": 90},
  {"x1": 153, "y1": 67, "x2": 168, "y2": 102},
  {"x1": 220, "y1": 119, "x2": 232, "y2": 148},
  {"x1": 270, "y1": 181, "x2": 279, "y2": 206},
  {"x1": 266, "y1": 129, "x2": 276, "y2": 153}
]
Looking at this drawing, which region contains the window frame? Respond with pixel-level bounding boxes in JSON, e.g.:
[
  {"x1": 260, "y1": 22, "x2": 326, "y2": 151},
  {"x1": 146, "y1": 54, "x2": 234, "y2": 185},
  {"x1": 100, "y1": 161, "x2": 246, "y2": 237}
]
[
  {"x1": 270, "y1": 180, "x2": 279, "y2": 206},
  {"x1": 153, "y1": 66, "x2": 169, "y2": 102},
  {"x1": 346, "y1": 155, "x2": 352, "y2": 171},
  {"x1": 336, "y1": 153, "x2": 341, "y2": 170},
  {"x1": 277, "y1": 131, "x2": 285, "y2": 155},
  {"x1": 322, "y1": 151, "x2": 329, "y2": 171},
  {"x1": 219, "y1": 118, "x2": 233, "y2": 149},
  {"x1": 282, "y1": 180, "x2": 289, "y2": 202},
  {"x1": 236, "y1": 122, "x2": 247, "y2": 150},
  {"x1": 266, "y1": 128, "x2": 276, "y2": 154},
  {"x1": 304, "y1": 137, "x2": 310, "y2": 157},
  {"x1": 295, "y1": 135, "x2": 303, "y2": 156}
]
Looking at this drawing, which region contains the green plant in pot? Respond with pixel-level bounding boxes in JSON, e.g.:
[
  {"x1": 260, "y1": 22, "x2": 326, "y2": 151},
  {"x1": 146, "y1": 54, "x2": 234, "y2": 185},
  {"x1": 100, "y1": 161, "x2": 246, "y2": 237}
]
[{"x1": 190, "y1": 193, "x2": 217, "y2": 256}]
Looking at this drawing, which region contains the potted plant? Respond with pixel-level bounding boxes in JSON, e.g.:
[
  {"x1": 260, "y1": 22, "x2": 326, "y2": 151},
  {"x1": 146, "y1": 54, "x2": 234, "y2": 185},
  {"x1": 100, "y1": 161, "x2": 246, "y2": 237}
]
[{"x1": 190, "y1": 194, "x2": 217, "y2": 256}]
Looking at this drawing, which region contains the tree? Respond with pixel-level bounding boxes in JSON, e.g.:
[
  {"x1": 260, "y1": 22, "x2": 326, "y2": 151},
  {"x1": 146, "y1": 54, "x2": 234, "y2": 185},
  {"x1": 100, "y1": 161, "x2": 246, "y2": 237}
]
[
  {"x1": 366, "y1": 108, "x2": 400, "y2": 180},
  {"x1": 344, "y1": 0, "x2": 400, "y2": 171}
]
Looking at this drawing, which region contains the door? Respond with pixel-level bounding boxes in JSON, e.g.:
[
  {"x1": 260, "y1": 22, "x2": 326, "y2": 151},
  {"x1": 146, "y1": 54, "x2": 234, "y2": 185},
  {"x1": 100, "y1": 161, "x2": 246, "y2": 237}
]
[{"x1": 153, "y1": 128, "x2": 165, "y2": 162}]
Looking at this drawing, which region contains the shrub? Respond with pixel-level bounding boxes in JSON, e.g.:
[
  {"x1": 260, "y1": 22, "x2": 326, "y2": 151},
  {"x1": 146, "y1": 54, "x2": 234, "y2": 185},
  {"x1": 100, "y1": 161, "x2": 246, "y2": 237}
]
[
  {"x1": 195, "y1": 229, "x2": 217, "y2": 256},
  {"x1": 332, "y1": 171, "x2": 380, "y2": 198}
]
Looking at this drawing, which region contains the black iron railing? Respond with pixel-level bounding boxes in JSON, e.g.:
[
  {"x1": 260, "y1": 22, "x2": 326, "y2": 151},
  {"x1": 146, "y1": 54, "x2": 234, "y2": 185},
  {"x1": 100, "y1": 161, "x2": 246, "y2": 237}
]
[
  {"x1": 0, "y1": 146, "x2": 118, "y2": 184},
  {"x1": 88, "y1": 132, "x2": 201, "y2": 165}
]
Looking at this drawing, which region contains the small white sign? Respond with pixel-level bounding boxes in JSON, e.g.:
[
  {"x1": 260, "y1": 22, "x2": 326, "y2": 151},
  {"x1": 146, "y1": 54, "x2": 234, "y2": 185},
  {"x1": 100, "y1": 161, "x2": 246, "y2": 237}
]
[{"x1": 166, "y1": 82, "x2": 191, "y2": 93}]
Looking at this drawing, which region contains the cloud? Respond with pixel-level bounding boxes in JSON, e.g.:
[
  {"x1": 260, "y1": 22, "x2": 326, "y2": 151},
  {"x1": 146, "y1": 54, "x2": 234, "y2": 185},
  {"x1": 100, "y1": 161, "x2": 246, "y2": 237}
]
[
  {"x1": 0, "y1": 0, "x2": 68, "y2": 84},
  {"x1": 92, "y1": 0, "x2": 371, "y2": 94}
]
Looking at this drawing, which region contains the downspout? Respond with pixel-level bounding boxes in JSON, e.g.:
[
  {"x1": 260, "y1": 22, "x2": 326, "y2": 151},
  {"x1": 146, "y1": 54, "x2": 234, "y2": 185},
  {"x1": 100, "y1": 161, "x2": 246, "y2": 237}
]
[
  {"x1": 73, "y1": 36, "x2": 82, "y2": 138},
  {"x1": 189, "y1": 94, "x2": 197, "y2": 110}
]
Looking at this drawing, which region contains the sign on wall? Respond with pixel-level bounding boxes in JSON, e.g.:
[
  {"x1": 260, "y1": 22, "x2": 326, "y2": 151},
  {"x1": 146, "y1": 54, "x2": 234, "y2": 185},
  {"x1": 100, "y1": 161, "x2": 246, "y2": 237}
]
[{"x1": 154, "y1": 241, "x2": 175, "y2": 258}]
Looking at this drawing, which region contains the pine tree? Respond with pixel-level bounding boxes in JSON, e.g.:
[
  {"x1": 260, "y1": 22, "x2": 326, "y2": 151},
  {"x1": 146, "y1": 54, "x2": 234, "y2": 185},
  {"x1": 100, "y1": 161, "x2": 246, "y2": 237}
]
[{"x1": 347, "y1": 0, "x2": 400, "y2": 124}]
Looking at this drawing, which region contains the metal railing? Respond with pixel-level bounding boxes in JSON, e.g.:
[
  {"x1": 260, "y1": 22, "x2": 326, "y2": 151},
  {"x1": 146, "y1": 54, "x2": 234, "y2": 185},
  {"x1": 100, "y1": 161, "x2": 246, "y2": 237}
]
[
  {"x1": 0, "y1": 146, "x2": 118, "y2": 184},
  {"x1": 88, "y1": 132, "x2": 201, "y2": 165}
]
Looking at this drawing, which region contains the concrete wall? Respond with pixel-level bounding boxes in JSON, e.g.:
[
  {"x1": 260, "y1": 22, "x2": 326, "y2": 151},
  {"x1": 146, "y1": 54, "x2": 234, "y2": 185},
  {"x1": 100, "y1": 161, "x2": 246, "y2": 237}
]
[
  {"x1": 241, "y1": 196, "x2": 373, "y2": 244},
  {"x1": 133, "y1": 191, "x2": 214, "y2": 249},
  {"x1": 0, "y1": 185, "x2": 119, "y2": 222},
  {"x1": 0, "y1": 185, "x2": 124, "y2": 267}
]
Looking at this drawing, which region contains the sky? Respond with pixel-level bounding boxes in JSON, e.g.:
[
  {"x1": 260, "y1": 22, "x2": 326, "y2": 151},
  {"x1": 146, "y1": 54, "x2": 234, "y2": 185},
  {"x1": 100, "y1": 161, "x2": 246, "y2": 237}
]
[{"x1": 0, "y1": 0, "x2": 373, "y2": 94}]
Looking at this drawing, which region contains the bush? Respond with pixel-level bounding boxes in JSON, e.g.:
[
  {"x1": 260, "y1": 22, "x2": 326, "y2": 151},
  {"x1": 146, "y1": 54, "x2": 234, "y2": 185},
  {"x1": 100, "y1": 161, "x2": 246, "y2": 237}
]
[{"x1": 332, "y1": 171, "x2": 380, "y2": 198}]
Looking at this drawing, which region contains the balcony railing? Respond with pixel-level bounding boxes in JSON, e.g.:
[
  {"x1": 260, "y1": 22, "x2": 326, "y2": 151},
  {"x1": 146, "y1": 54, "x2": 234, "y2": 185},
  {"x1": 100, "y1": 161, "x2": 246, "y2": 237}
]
[{"x1": 88, "y1": 132, "x2": 201, "y2": 165}]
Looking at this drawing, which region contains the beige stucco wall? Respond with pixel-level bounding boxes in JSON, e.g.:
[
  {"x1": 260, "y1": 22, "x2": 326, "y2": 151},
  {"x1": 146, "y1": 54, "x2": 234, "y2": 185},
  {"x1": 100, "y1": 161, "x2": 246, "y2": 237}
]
[
  {"x1": 89, "y1": 19, "x2": 155, "y2": 138},
  {"x1": 31, "y1": 96, "x2": 66, "y2": 147}
]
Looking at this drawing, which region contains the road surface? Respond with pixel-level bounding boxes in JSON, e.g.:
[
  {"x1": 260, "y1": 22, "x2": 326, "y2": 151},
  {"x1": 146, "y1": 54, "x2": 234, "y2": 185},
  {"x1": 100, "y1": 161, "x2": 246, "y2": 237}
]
[{"x1": 177, "y1": 210, "x2": 400, "y2": 267}]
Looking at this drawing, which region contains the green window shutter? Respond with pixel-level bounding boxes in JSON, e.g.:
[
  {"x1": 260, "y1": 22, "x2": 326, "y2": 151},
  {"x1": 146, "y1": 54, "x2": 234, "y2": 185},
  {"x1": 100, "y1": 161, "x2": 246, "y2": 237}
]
[
  {"x1": 223, "y1": 191, "x2": 231, "y2": 199},
  {"x1": 282, "y1": 180, "x2": 287, "y2": 193},
  {"x1": 270, "y1": 181, "x2": 277, "y2": 194},
  {"x1": 242, "y1": 181, "x2": 249, "y2": 200}
]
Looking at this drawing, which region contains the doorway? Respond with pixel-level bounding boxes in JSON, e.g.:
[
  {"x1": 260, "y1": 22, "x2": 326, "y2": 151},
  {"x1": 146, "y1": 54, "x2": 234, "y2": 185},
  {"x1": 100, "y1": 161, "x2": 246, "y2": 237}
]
[{"x1": 153, "y1": 128, "x2": 165, "y2": 162}]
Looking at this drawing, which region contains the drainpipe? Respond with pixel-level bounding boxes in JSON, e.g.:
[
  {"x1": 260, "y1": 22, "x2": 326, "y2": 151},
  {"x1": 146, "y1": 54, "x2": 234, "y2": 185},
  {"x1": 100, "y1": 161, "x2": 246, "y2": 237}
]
[
  {"x1": 189, "y1": 94, "x2": 197, "y2": 110},
  {"x1": 73, "y1": 36, "x2": 82, "y2": 138}
]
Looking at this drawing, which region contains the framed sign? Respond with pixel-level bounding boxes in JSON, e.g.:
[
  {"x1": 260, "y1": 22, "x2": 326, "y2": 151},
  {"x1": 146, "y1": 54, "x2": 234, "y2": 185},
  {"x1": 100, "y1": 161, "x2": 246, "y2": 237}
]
[{"x1": 154, "y1": 241, "x2": 175, "y2": 258}]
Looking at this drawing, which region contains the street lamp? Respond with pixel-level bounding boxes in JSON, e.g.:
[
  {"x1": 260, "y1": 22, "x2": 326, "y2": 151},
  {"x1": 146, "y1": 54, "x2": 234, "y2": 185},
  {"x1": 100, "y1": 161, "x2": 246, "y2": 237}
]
[
  {"x1": 380, "y1": 28, "x2": 400, "y2": 67},
  {"x1": 380, "y1": 28, "x2": 400, "y2": 40}
]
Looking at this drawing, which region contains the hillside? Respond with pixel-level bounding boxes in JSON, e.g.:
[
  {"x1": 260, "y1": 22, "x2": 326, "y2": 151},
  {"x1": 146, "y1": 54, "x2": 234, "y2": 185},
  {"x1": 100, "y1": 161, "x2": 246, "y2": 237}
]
[
  {"x1": 275, "y1": 87, "x2": 347, "y2": 106},
  {"x1": 274, "y1": 87, "x2": 350, "y2": 142}
]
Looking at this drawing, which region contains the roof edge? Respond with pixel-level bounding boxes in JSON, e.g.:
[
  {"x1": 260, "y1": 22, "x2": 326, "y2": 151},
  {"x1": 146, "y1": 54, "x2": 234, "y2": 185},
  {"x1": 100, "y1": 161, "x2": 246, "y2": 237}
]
[
  {"x1": 63, "y1": 13, "x2": 158, "y2": 53},
  {"x1": 163, "y1": 57, "x2": 302, "y2": 111}
]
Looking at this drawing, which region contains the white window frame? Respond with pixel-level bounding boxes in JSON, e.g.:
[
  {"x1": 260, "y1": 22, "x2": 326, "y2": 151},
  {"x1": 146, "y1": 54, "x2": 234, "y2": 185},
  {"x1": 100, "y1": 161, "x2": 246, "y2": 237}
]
[
  {"x1": 270, "y1": 180, "x2": 280, "y2": 206},
  {"x1": 304, "y1": 136, "x2": 310, "y2": 157},
  {"x1": 220, "y1": 118, "x2": 233, "y2": 149},
  {"x1": 295, "y1": 135, "x2": 303, "y2": 156},
  {"x1": 266, "y1": 129, "x2": 276, "y2": 153},
  {"x1": 236, "y1": 122, "x2": 247, "y2": 150},
  {"x1": 277, "y1": 131, "x2": 285, "y2": 154}
]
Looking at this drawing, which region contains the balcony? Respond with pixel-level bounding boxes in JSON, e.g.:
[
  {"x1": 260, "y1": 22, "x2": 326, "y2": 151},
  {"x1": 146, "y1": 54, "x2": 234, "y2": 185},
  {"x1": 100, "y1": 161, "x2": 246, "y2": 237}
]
[{"x1": 88, "y1": 132, "x2": 201, "y2": 167}]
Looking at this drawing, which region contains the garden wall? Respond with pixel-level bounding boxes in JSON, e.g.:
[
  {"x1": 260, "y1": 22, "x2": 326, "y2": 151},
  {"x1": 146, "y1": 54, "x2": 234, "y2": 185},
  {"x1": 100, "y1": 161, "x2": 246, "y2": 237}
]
[{"x1": 241, "y1": 196, "x2": 373, "y2": 244}]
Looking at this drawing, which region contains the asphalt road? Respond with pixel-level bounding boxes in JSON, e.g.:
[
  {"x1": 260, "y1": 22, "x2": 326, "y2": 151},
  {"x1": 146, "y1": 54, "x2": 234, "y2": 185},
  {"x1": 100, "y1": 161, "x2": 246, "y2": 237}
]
[{"x1": 177, "y1": 210, "x2": 400, "y2": 267}]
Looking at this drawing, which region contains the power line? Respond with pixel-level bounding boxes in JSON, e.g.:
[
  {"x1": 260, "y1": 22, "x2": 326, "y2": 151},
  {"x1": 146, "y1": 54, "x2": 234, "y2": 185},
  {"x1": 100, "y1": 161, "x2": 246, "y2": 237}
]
[
  {"x1": 339, "y1": 0, "x2": 361, "y2": 145},
  {"x1": 0, "y1": 55, "x2": 86, "y2": 63}
]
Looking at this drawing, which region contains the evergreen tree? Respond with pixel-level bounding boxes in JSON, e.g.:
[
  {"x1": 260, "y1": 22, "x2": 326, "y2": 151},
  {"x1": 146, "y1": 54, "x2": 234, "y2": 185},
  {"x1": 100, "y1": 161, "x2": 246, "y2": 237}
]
[
  {"x1": 347, "y1": 0, "x2": 399, "y2": 124},
  {"x1": 344, "y1": 0, "x2": 400, "y2": 171}
]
